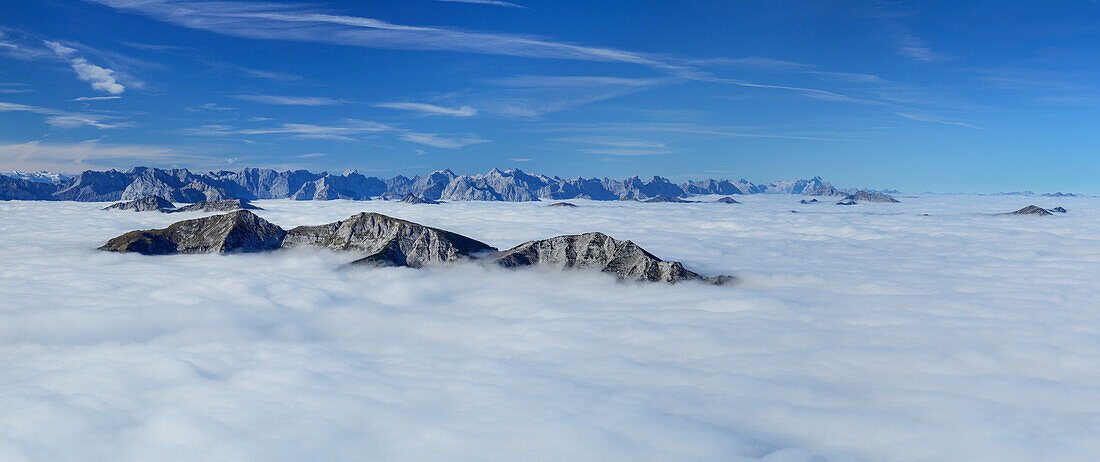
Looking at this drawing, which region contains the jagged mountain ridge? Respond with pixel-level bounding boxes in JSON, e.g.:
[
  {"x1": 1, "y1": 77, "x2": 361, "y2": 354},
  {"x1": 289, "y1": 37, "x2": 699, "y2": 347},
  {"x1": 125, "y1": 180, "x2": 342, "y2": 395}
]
[{"x1": 3, "y1": 167, "x2": 848, "y2": 202}]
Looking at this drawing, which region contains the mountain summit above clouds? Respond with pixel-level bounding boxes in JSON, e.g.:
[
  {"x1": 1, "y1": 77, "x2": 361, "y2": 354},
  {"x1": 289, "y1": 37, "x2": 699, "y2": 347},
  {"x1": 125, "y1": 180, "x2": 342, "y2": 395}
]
[{"x1": 3, "y1": 167, "x2": 850, "y2": 203}]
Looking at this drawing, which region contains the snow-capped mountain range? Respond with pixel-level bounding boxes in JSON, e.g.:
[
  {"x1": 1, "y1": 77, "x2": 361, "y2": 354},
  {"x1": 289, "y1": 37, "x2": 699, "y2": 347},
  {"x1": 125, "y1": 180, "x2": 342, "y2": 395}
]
[
  {"x1": 2, "y1": 167, "x2": 855, "y2": 202},
  {"x1": 1, "y1": 171, "x2": 74, "y2": 184}
]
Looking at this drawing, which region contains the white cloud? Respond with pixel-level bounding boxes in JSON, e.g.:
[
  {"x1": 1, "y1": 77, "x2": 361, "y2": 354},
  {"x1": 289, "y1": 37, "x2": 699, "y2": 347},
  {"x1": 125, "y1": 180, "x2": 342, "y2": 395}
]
[
  {"x1": 375, "y1": 102, "x2": 477, "y2": 117},
  {"x1": 399, "y1": 132, "x2": 489, "y2": 148},
  {"x1": 230, "y1": 95, "x2": 342, "y2": 106},
  {"x1": 1, "y1": 196, "x2": 1099, "y2": 461},
  {"x1": 45, "y1": 40, "x2": 125, "y2": 95},
  {"x1": 435, "y1": 0, "x2": 526, "y2": 8}
]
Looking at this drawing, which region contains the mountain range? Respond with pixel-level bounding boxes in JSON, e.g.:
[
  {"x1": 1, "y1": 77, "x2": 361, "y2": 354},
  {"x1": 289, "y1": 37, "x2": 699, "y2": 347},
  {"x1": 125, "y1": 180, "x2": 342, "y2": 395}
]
[{"x1": 2, "y1": 167, "x2": 855, "y2": 202}]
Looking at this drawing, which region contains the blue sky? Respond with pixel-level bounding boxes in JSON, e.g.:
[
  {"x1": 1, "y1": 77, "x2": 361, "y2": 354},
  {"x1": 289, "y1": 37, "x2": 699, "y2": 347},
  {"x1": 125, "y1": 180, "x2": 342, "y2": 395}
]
[{"x1": 1, "y1": 0, "x2": 1098, "y2": 192}]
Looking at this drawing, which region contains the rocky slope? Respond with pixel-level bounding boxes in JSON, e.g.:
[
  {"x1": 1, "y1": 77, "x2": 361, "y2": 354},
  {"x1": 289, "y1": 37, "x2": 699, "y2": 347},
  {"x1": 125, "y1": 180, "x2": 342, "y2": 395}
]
[
  {"x1": 102, "y1": 195, "x2": 175, "y2": 212},
  {"x1": 493, "y1": 232, "x2": 730, "y2": 284},
  {"x1": 282, "y1": 212, "x2": 496, "y2": 268},
  {"x1": 99, "y1": 210, "x2": 287, "y2": 254}
]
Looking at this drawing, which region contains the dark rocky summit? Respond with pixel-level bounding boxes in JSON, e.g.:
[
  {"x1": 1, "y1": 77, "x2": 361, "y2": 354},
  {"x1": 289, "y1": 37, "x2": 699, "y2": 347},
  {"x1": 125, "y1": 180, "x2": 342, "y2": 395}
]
[
  {"x1": 283, "y1": 212, "x2": 496, "y2": 268},
  {"x1": 1002, "y1": 205, "x2": 1054, "y2": 216},
  {"x1": 171, "y1": 199, "x2": 261, "y2": 213},
  {"x1": 99, "y1": 210, "x2": 287, "y2": 255},
  {"x1": 715, "y1": 197, "x2": 740, "y2": 204},
  {"x1": 836, "y1": 200, "x2": 857, "y2": 206},
  {"x1": 800, "y1": 199, "x2": 819, "y2": 204},
  {"x1": 493, "y1": 232, "x2": 731, "y2": 284},
  {"x1": 102, "y1": 195, "x2": 175, "y2": 212},
  {"x1": 399, "y1": 194, "x2": 441, "y2": 205},
  {"x1": 843, "y1": 190, "x2": 900, "y2": 203},
  {"x1": 644, "y1": 195, "x2": 696, "y2": 203},
  {"x1": 548, "y1": 202, "x2": 578, "y2": 207},
  {"x1": 1050, "y1": 207, "x2": 1067, "y2": 213}
]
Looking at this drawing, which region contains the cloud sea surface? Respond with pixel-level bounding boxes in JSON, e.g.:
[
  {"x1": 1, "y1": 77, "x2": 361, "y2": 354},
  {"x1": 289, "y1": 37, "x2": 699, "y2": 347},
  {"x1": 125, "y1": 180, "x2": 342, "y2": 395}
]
[{"x1": 1, "y1": 195, "x2": 1099, "y2": 461}]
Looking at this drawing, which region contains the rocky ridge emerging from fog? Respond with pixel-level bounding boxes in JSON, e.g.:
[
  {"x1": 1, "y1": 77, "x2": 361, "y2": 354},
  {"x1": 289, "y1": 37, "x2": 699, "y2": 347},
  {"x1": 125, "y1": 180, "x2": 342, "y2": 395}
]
[
  {"x1": 102, "y1": 195, "x2": 175, "y2": 212},
  {"x1": 172, "y1": 199, "x2": 261, "y2": 213},
  {"x1": 843, "y1": 191, "x2": 900, "y2": 203},
  {"x1": 282, "y1": 212, "x2": 496, "y2": 268},
  {"x1": 100, "y1": 210, "x2": 727, "y2": 283},
  {"x1": 99, "y1": 210, "x2": 287, "y2": 254},
  {"x1": 493, "y1": 232, "x2": 729, "y2": 284},
  {"x1": 102, "y1": 197, "x2": 261, "y2": 213},
  {"x1": 1001, "y1": 205, "x2": 1061, "y2": 216},
  {"x1": 3, "y1": 167, "x2": 857, "y2": 203}
]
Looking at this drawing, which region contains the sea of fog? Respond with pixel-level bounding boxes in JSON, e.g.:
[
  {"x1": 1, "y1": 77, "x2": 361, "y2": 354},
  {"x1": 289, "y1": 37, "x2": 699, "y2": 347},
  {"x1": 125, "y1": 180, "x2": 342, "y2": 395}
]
[{"x1": 1, "y1": 194, "x2": 1099, "y2": 462}]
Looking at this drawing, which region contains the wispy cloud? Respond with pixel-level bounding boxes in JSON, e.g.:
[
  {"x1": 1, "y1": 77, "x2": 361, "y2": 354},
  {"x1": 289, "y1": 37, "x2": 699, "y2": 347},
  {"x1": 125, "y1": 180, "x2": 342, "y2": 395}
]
[
  {"x1": 480, "y1": 75, "x2": 673, "y2": 117},
  {"x1": 894, "y1": 112, "x2": 981, "y2": 129},
  {"x1": 400, "y1": 132, "x2": 489, "y2": 148},
  {"x1": 0, "y1": 101, "x2": 123, "y2": 128},
  {"x1": 187, "y1": 102, "x2": 235, "y2": 111},
  {"x1": 435, "y1": 0, "x2": 526, "y2": 8},
  {"x1": 230, "y1": 94, "x2": 342, "y2": 106},
  {"x1": 376, "y1": 102, "x2": 477, "y2": 117},
  {"x1": 689, "y1": 56, "x2": 814, "y2": 71},
  {"x1": 84, "y1": 0, "x2": 682, "y2": 72},
  {"x1": 44, "y1": 41, "x2": 125, "y2": 95},
  {"x1": 0, "y1": 140, "x2": 180, "y2": 171},
  {"x1": 193, "y1": 119, "x2": 391, "y2": 141},
  {"x1": 555, "y1": 136, "x2": 673, "y2": 156},
  {"x1": 0, "y1": 83, "x2": 32, "y2": 94},
  {"x1": 71, "y1": 96, "x2": 121, "y2": 101}
]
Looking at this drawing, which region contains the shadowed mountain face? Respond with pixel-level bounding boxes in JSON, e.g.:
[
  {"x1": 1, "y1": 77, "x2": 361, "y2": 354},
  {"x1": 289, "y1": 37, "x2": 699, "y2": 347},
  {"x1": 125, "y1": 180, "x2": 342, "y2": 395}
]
[
  {"x1": 102, "y1": 196, "x2": 175, "y2": 212},
  {"x1": 283, "y1": 212, "x2": 496, "y2": 268},
  {"x1": 3, "y1": 168, "x2": 849, "y2": 203},
  {"x1": 99, "y1": 210, "x2": 287, "y2": 255},
  {"x1": 494, "y1": 232, "x2": 728, "y2": 284},
  {"x1": 716, "y1": 197, "x2": 740, "y2": 204}
]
